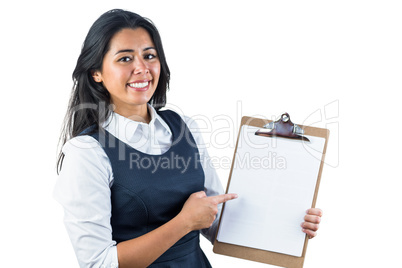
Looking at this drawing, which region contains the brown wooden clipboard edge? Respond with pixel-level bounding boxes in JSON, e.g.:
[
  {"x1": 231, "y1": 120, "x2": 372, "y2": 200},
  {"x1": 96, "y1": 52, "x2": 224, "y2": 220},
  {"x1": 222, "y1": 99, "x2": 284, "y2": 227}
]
[{"x1": 212, "y1": 116, "x2": 330, "y2": 268}]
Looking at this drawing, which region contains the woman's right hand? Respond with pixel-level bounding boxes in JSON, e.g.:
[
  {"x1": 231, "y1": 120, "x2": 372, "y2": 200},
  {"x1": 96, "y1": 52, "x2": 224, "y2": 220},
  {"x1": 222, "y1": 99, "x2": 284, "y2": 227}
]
[
  {"x1": 116, "y1": 191, "x2": 237, "y2": 268},
  {"x1": 179, "y1": 191, "x2": 238, "y2": 232}
]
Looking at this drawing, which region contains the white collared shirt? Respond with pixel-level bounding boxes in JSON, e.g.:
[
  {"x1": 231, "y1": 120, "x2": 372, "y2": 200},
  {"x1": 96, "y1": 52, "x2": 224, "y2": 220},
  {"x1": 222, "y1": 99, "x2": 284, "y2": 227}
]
[{"x1": 54, "y1": 105, "x2": 224, "y2": 268}]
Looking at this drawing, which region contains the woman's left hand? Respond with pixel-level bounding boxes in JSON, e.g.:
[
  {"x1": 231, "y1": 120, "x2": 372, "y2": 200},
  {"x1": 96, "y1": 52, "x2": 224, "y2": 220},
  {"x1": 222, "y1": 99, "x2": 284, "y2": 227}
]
[{"x1": 301, "y1": 208, "x2": 323, "y2": 239}]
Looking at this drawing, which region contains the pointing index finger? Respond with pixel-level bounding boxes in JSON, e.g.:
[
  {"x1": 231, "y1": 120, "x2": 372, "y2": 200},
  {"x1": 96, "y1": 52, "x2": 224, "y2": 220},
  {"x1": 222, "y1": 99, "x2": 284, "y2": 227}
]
[{"x1": 211, "y1": 193, "x2": 238, "y2": 204}]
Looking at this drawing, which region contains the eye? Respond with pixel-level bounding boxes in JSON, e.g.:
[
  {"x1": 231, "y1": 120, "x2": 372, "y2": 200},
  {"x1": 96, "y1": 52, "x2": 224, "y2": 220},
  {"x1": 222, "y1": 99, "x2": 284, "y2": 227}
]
[
  {"x1": 144, "y1": 53, "x2": 157, "y2": 60},
  {"x1": 118, "y1": 56, "x2": 132, "y2": 62}
]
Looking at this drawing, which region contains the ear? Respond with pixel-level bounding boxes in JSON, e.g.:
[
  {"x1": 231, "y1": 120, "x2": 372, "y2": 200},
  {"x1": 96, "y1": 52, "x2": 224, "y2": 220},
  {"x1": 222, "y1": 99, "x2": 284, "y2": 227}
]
[{"x1": 91, "y1": 70, "x2": 102, "y2": 83}]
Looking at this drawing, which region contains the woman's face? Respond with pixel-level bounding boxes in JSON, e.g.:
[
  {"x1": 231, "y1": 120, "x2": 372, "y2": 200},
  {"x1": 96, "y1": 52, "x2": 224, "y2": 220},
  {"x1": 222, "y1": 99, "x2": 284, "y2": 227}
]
[{"x1": 93, "y1": 27, "x2": 161, "y2": 117}]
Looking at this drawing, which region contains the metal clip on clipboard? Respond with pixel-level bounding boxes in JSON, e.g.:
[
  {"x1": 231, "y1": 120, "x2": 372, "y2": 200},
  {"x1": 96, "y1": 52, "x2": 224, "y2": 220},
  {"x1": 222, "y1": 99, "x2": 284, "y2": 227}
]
[{"x1": 255, "y1": 112, "x2": 310, "y2": 142}]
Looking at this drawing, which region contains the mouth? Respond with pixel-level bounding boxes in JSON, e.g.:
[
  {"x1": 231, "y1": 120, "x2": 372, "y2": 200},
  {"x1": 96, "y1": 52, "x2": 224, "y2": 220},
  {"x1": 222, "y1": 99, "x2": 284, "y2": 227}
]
[{"x1": 127, "y1": 81, "x2": 150, "y2": 91}]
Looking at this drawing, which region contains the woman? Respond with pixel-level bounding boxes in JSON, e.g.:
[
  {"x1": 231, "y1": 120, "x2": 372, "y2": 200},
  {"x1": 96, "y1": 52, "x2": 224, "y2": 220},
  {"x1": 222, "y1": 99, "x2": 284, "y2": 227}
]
[{"x1": 55, "y1": 9, "x2": 322, "y2": 268}]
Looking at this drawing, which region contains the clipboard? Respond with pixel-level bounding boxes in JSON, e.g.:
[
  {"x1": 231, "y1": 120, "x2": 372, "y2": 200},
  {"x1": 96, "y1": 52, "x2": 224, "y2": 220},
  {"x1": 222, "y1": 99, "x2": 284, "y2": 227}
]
[{"x1": 213, "y1": 113, "x2": 329, "y2": 268}]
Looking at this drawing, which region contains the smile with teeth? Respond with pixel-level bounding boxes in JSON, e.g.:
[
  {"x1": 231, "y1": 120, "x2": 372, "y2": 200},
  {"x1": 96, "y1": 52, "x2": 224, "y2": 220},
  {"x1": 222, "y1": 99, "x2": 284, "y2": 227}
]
[{"x1": 128, "y1": 81, "x2": 149, "y2": 88}]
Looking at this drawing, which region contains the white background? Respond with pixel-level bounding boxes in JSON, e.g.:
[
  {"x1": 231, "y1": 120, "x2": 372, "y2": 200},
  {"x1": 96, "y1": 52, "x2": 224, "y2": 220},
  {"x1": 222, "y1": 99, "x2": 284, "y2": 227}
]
[{"x1": 1, "y1": 0, "x2": 401, "y2": 267}]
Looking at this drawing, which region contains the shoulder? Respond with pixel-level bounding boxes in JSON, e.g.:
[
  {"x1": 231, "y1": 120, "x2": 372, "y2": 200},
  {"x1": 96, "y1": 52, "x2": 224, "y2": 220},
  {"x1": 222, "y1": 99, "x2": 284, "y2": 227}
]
[
  {"x1": 55, "y1": 135, "x2": 113, "y2": 204},
  {"x1": 157, "y1": 109, "x2": 208, "y2": 149},
  {"x1": 60, "y1": 135, "x2": 112, "y2": 179},
  {"x1": 157, "y1": 109, "x2": 201, "y2": 130},
  {"x1": 62, "y1": 135, "x2": 105, "y2": 160},
  {"x1": 179, "y1": 114, "x2": 201, "y2": 130}
]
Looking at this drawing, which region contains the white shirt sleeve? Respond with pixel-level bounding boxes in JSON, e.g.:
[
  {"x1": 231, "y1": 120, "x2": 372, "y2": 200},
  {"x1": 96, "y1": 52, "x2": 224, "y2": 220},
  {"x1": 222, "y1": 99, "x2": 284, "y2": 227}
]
[
  {"x1": 54, "y1": 136, "x2": 118, "y2": 268},
  {"x1": 181, "y1": 115, "x2": 225, "y2": 243}
]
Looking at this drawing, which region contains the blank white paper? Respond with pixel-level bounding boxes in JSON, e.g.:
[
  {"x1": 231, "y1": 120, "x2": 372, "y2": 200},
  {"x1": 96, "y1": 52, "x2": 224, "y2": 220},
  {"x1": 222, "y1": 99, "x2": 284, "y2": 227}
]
[{"x1": 217, "y1": 125, "x2": 325, "y2": 257}]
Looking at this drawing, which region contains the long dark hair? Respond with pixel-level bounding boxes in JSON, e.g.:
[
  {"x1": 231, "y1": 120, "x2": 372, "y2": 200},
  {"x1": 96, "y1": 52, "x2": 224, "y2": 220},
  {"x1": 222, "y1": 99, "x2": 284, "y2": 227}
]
[{"x1": 57, "y1": 9, "x2": 170, "y2": 172}]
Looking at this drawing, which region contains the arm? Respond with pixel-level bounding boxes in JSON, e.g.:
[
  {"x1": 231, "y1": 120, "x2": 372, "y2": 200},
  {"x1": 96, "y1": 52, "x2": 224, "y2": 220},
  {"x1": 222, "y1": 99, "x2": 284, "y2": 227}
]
[
  {"x1": 117, "y1": 191, "x2": 237, "y2": 268},
  {"x1": 115, "y1": 213, "x2": 189, "y2": 268},
  {"x1": 54, "y1": 136, "x2": 117, "y2": 268}
]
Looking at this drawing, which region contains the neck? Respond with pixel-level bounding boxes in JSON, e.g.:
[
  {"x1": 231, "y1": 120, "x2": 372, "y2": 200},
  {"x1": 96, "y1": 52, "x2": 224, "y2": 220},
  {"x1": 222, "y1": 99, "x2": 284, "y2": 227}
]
[{"x1": 114, "y1": 104, "x2": 151, "y2": 124}]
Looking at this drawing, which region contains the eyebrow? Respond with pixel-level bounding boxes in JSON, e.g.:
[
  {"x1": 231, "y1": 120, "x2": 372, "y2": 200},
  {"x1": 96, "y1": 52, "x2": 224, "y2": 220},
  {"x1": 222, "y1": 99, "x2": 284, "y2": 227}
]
[{"x1": 115, "y1": 47, "x2": 156, "y2": 55}]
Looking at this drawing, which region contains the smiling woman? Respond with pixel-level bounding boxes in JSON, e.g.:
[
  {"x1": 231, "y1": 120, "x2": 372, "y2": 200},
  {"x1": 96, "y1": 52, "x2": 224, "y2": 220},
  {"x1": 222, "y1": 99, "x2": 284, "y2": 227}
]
[
  {"x1": 55, "y1": 9, "x2": 237, "y2": 268},
  {"x1": 54, "y1": 8, "x2": 321, "y2": 268}
]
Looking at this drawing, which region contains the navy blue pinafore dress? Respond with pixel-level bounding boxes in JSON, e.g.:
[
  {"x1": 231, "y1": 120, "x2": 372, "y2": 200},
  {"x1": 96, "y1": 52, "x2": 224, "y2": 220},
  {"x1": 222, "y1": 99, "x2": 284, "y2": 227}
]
[{"x1": 91, "y1": 110, "x2": 212, "y2": 267}]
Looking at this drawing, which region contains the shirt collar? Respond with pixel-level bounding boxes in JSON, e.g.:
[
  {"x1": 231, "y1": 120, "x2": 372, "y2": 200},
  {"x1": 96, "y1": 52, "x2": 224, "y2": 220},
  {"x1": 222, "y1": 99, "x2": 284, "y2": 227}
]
[
  {"x1": 103, "y1": 104, "x2": 171, "y2": 142},
  {"x1": 148, "y1": 104, "x2": 172, "y2": 135}
]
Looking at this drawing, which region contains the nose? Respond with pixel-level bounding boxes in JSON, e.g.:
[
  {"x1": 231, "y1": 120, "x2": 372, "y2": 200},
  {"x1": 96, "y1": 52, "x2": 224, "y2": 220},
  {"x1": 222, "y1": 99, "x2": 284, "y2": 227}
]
[{"x1": 133, "y1": 57, "x2": 149, "y2": 75}]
